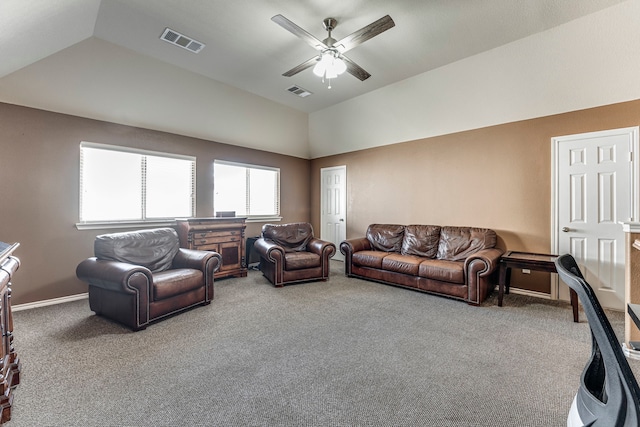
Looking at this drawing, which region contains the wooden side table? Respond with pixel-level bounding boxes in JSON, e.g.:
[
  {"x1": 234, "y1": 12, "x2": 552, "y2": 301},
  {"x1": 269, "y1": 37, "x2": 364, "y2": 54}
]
[{"x1": 498, "y1": 251, "x2": 579, "y2": 323}]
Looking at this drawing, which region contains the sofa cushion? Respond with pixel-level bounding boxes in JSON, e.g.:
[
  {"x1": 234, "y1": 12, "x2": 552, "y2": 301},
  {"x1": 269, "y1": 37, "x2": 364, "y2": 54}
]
[
  {"x1": 418, "y1": 259, "x2": 465, "y2": 284},
  {"x1": 352, "y1": 251, "x2": 389, "y2": 269},
  {"x1": 437, "y1": 227, "x2": 497, "y2": 262},
  {"x1": 262, "y1": 222, "x2": 313, "y2": 252},
  {"x1": 94, "y1": 227, "x2": 179, "y2": 273},
  {"x1": 284, "y1": 251, "x2": 320, "y2": 270},
  {"x1": 401, "y1": 225, "x2": 441, "y2": 258},
  {"x1": 153, "y1": 268, "x2": 204, "y2": 300},
  {"x1": 381, "y1": 254, "x2": 423, "y2": 275},
  {"x1": 366, "y1": 224, "x2": 405, "y2": 252}
]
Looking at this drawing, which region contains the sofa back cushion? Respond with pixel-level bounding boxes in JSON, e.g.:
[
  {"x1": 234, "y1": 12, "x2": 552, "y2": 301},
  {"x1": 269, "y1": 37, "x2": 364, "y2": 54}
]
[
  {"x1": 94, "y1": 227, "x2": 179, "y2": 273},
  {"x1": 366, "y1": 224, "x2": 405, "y2": 252},
  {"x1": 437, "y1": 226, "x2": 497, "y2": 261},
  {"x1": 262, "y1": 222, "x2": 314, "y2": 252},
  {"x1": 401, "y1": 225, "x2": 441, "y2": 258}
]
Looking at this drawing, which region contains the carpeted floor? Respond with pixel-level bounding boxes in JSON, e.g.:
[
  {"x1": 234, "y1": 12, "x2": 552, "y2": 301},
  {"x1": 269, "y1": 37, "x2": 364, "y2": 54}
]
[{"x1": 7, "y1": 261, "x2": 639, "y2": 426}]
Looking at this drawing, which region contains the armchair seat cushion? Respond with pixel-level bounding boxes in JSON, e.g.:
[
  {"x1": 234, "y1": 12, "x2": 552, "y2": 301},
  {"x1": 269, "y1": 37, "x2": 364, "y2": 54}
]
[
  {"x1": 153, "y1": 269, "x2": 204, "y2": 300},
  {"x1": 352, "y1": 251, "x2": 388, "y2": 269},
  {"x1": 418, "y1": 259, "x2": 464, "y2": 284},
  {"x1": 285, "y1": 252, "x2": 321, "y2": 270}
]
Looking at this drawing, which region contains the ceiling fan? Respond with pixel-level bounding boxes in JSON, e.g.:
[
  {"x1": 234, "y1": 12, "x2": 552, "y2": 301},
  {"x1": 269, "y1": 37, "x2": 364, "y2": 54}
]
[{"x1": 271, "y1": 14, "x2": 395, "y2": 87}]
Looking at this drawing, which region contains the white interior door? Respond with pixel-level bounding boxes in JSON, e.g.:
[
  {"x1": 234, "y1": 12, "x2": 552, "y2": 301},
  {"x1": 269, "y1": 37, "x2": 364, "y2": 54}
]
[
  {"x1": 321, "y1": 166, "x2": 346, "y2": 261},
  {"x1": 553, "y1": 127, "x2": 638, "y2": 310}
]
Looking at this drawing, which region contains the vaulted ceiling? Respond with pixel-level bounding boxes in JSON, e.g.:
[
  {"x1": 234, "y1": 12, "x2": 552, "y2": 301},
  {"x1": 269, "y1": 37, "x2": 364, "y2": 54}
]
[{"x1": 0, "y1": 0, "x2": 627, "y2": 157}]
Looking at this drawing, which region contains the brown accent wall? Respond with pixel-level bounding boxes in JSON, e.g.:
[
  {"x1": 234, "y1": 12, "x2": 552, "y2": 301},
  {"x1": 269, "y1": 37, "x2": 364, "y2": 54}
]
[
  {"x1": 311, "y1": 99, "x2": 640, "y2": 294},
  {"x1": 3, "y1": 99, "x2": 640, "y2": 304},
  {"x1": 0, "y1": 103, "x2": 310, "y2": 305}
]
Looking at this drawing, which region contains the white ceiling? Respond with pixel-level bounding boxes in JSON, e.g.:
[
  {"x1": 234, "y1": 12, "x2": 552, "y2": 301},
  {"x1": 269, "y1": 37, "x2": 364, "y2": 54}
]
[{"x1": 0, "y1": 0, "x2": 628, "y2": 156}]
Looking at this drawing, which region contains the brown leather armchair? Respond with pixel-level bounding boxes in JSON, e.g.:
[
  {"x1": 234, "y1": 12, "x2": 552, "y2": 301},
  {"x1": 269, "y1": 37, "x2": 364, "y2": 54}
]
[
  {"x1": 76, "y1": 228, "x2": 221, "y2": 331},
  {"x1": 254, "y1": 222, "x2": 336, "y2": 287}
]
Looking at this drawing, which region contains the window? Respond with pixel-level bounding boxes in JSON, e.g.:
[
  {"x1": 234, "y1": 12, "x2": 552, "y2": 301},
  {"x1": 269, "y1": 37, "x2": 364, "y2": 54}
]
[
  {"x1": 214, "y1": 160, "x2": 280, "y2": 220},
  {"x1": 79, "y1": 142, "x2": 195, "y2": 224}
]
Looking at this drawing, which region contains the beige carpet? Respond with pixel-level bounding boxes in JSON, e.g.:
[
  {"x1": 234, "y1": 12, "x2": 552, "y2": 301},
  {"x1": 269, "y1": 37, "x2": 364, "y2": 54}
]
[{"x1": 8, "y1": 261, "x2": 639, "y2": 426}]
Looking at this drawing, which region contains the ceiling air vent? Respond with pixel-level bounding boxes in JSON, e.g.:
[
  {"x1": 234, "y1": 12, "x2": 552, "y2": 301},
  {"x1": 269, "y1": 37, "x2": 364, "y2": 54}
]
[
  {"x1": 160, "y1": 28, "x2": 205, "y2": 53},
  {"x1": 286, "y1": 85, "x2": 312, "y2": 98}
]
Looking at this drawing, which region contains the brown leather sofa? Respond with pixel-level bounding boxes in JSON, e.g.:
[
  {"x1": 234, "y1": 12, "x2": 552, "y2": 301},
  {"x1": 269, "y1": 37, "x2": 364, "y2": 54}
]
[
  {"x1": 254, "y1": 222, "x2": 336, "y2": 287},
  {"x1": 76, "y1": 228, "x2": 221, "y2": 330},
  {"x1": 340, "y1": 224, "x2": 503, "y2": 305}
]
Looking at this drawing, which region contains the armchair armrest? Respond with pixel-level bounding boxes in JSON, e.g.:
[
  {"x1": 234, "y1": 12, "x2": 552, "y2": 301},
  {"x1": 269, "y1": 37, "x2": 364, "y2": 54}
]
[
  {"x1": 464, "y1": 248, "x2": 504, "y2": 276},
  {"x1": 253, "y1": 238, "x2": 285, "y2": 263},
  {"x1": 172, "y1": 248, "x2": 222, "y2": 275},
  {"x1": 76, "y1": 257, "x2": 152, "y2": 294},
  {"x1": 307, "y1": 238, "x2": 336, "y2": 259}
]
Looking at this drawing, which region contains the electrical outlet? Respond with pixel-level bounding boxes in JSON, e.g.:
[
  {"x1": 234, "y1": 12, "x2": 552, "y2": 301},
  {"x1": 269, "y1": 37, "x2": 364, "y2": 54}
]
[{"x1": 522, "y1": 269, "x2": 531, "y2": 274}]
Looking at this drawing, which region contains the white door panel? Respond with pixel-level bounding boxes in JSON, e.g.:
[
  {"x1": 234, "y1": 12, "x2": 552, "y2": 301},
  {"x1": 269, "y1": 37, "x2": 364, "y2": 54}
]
[
  {"x1": 321, "y1": 166, "x2": 346, "y2": 261},
  {"x1": 554, "y1": 127, "x2": 638, "y2": 310}
]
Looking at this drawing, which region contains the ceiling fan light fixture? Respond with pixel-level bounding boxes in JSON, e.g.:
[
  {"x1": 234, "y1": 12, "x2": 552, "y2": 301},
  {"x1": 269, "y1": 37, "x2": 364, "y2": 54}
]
[
  {"x1": 312, "y1": 57, "x2": 327, "y2": 77},
  {"x1": 333, "y1": 56, "x2": 347, "y2": 75},
  {"x1": 313, "y1": 51, "x2": 346, "y2": 80}
]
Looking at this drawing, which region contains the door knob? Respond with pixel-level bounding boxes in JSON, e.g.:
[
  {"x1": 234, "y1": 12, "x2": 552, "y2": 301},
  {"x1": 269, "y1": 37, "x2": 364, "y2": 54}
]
[
  {"x1": 339, "y1": 219, "x2": 344, "y2": 222},
  {"x1": 562, "y1": 227, "x2": 570, "y2": 232}
]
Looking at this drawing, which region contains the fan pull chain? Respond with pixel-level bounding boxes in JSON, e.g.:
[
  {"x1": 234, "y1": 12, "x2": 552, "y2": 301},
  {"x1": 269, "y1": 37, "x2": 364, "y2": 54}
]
[{"x1": 321, "y1": 73, "x2": 332, "y2": 89}]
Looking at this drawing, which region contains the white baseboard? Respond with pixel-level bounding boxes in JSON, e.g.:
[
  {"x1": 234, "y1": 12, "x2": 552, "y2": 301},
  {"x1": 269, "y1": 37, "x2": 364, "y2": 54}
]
[
  {"x1": 12, "y1": 293, "x2": 88, "y2": 312},
  {"x1": 493, "y1": 284, "x2": 552, "y2": 300},
  {"x1": 509, "y1": 288, "x2": 552, "y2": 300}
]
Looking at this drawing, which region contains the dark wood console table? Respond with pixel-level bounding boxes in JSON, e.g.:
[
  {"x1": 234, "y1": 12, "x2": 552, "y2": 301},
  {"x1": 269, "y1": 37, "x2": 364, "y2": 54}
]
[
  {"x1": 498, "y1": 251, "x2": 579, "y2": 323},
  {"x1": 175, "y1": 217, "x2": 247, "y2": 279}
]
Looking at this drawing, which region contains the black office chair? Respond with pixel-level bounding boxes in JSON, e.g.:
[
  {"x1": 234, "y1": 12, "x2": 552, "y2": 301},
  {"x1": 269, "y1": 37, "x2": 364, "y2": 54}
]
[{"x1": 555, "y1": 254, "x2": 640, "y2": 427}]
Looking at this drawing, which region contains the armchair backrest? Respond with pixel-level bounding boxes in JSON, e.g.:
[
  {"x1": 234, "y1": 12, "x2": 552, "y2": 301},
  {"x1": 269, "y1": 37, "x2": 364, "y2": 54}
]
[
  {"x1": 262, "y1": 222, "x2": 313, "y2": 252},
  {"x1": 94, "y1": 228, "x2": 180, "y2": 272}
]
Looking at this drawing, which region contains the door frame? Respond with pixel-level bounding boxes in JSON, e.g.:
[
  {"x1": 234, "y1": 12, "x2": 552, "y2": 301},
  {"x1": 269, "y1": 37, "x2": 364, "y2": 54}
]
[
  {"x1": 320, "y1": 165, "x2": 347, "y2": 259},
  {"x1": 551, "y1": 126, "x2": 639, "y2": 300}
]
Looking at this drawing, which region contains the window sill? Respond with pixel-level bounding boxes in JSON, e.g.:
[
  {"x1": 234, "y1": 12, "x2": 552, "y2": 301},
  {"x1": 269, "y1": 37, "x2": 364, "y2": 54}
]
[
  {"x1": 75, "y1": 220, "x2": 177, "y2": 231},
  {"x1": 246, "y1": 216, "x2": 282, "y2": 223},
  {"x1": 76, "y1": 216, "x2": 282, "y2": 230}
]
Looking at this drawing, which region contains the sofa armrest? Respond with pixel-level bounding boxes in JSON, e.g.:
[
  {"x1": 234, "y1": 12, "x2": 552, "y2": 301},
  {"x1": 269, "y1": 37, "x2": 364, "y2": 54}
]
[
  {"x1": 76, "y1": 257, "x2": 152, "y2": 295},
  {"x1": 307, "y1": 238, "x2": 336, "y2": 259},
  {"x1": 463, "y1": 248, "x2": 503, "y2": 276},
  {"x1": 340, "y1": 237, "x2": 371, "y2": 256},
  {"x1": 172, "y1": 248, "x2": 222, "y2": 275},
  {"x1": 464, "y1": 248, "x2": 504, "y2": 304},
  {"x1": 340, "y1": 237, "x2": 371, "y2": 276}
]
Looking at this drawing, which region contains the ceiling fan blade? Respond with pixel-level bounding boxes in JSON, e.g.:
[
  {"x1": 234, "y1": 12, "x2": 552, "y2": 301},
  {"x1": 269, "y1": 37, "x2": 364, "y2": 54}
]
[
  {"x1": 282, "y1": 56, "x2": 319, "y2": 77},
  {"x1": 271, "y1": 14, "x2": 328, "y2": 51},
  {"x1": 342, "y1": 56, "x2": 371, "y2": 81},
  {"x1": 334, "y1": 15, "x2": 395, "y2": 53}
]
